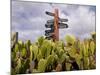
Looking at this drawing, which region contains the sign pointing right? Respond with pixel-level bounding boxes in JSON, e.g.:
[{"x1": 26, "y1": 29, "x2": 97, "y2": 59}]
[
  {"x1": 59, "y1": 18, "x2": 68, "y2": 22},
  {"x1": 59, "y1": 23, "x2": 68, "y2": 28}
]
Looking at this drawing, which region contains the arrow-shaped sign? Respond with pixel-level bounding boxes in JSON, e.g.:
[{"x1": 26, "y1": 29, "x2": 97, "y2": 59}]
[
  {"x1": 47, "y1": 18, "x2": 68, "y2": 23},
  {"x1": 45, "y1": 24, "x2": 53, "y2": 28},
  {"x1": 47, "y1": 19, "x2": 54, "y2": 23},
  {"x1": 45, "y1": 22, "x2": 68, "y2": 28},
  {"x1": 59, "y1": 18, "x2": 68, "y2": 22},
  {"x1": 45, "y1": 29, "x2": 54, "y2": 34},
  {"x1": 45, "y1": 35, "x2": 54, "y2": 40},
  {"x1": 45, "y1": 11, "x2": 55, "y2": 16},
  {"x1": 45, "y1": 29, "x2": 54, "y2": 36},
  {"x1": 59, "y1": 23, "x2": 68, "y2": 28}
]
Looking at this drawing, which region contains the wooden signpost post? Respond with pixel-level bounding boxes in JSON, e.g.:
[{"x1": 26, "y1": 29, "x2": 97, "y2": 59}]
[{"x1": 45, "y1": 9, "x2": 68, "y2": 41}]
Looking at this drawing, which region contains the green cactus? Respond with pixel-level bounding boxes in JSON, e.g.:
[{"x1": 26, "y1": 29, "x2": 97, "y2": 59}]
[
  {"x1": 91, "y1": 32, "x2": 96, "y2": 40},
  {"x1": 11, "y1": 33, "x2": 96, "y2": 73},
  {"x1": 60, "y1": 53, "x2": 67, "y2": 63},
  {"x1": 20, "y1": 58, "x2": 30, "y2": 73},
  {"x1": 37, "y1": 50, "x2": 42, "y2": 61},
  {"x1": 74, "y1": 53, "x2": 82, "y2": 69},
  {"x1": 18, "y1": 40, "x2": 24, "y2": 51},
  {"x1": 32, "y1": 45, "x2": 38, "y2": 60},
  {"x1": 21, "y1": 48, "x2": 27, "y2": 58},
  {"x1": 38, "y1": 59, "x2": 47, "y2": 72},
  {"x1": 25, "y1": 40, "x2": 31, "y2": 51},
  {"x1": 65, "y1": 35, "x2": 76, "y2": 45},
  {"x1": 45, "y1": 40, "x2": 52, "y2": 57},
  {"x1": 15, "y1": 43, "x2": 19, "y2": 52},
  {"x1": 90, "y1": 41, "x2": 95, "y2": 55},
  {"x1": 15, "y1": 58, "x2": 22, "y2": 73},
  {"x1": 37, "y1": 36, "x2": 44, "y2": 47},
  {"x1": 82, "y1": 42, "x2": 89, "y2": 57},
  {"x1": 29, "y1": 45, "x2": 34, "y2": 62},
  {"x1": 83, "y1": 56, "x2": 90, "y2": 70},
  {"x1": 46, "y1": 55, "x2": 54, "y2": 66},
  {"x1": 66, "y1": 63, "x2": 72, "y2": 71}
]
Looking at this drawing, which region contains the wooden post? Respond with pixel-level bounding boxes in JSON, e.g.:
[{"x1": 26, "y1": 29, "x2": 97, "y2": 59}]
[{"x1": 54, "y1": 9, "x2": 59, "y2": 41}]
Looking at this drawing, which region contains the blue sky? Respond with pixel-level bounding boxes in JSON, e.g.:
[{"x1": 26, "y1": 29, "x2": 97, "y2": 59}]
[{"x1": 11, "y1": 1, "x2": 96, "y2": 42}]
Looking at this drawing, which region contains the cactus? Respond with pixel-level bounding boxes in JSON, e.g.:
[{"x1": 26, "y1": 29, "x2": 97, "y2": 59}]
[
  {"x1": 37, "y1": 50, "x2": 43, "y2": 61},
  {"x1": 29, "y1": 45, "x2": 33, "y2": 62},
  {"x1": 60, "y1": 53, "x2": 67, "y2": 63},
  {"x1": 15, "y1": 58, "x2": 22, "y2": 73},
  {"x1": 14, "y1": 43, "x2": 19, "y2": 52},
  {"x1": 91, "y1": 32, "x2": 96, "y2": 41},
  {"x1": 20, "y1": 58, "x2": 30, "y2": 73},
  {"x1": 65, "y1": 35, "x2": 76, "y2": 45},
  {"x1": 11, "y1": 33, "x2": 96, "y2": 73},
  {"x1": 38, "y1": 59, "x2": 47, "y2": 72},
  {"x1": 37, "y1": 36, "x2": 44, "y2": 47},
  {"x1": 46, "y1": 55, "x2": 54, "y2": 66},
  {"x1": 90, "y1": 41, "x2": 95, "y2": 55},
  {"x1": 45, "y1": 40, "x2": 52, "y2": 57},
  {"x1": 83, "y1": 56, "x2": 90, "y2": 70},
  {"x1": 32, "y1": 45, "x2": 38, "y2": 60},
  {"x1": 21, "y1": 48, "x2": 27, "y2": 58},
  {"x1": 65, "y1": 63, "x2": 72, "y2": 71}
]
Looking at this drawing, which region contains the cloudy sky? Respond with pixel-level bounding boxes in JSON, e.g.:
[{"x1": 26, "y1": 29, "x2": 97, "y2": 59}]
[{"x1": 11, "y1": 1, "x2": 96, "y2": 42}]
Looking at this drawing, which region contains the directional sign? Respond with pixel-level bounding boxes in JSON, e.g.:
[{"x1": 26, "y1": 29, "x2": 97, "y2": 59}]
[
  {"x1": 45, "y1": 35, "x2": 54, "y2": 40},
  {"x1": 59, "y1": 18, "x2": 68, "y2": 22},
  {"x1": 45, "y1": 27, "x2": 54, "y2": 36},
  {"x1": 45, "y1": 11, "x2": 55, "y2": 16},
  {"x1": 45, "y1": 30, "x2": 53, "y2": 33},
  {"x1": 45, "y1": 22, "x2": 68, "y2": 28},
  {"x1": 47, "y1": 18, "x2": 68, "y2": 23},
  {"x1": 47, "y1": 19, "x2": 54, "y2": 23},
  {"x1": 45, "y1": 24, "x2": 53, "y2": 28},
  {"x1": 58, "y1": 23, "x2": 68, "y2": 28},
  {"x1": 45, "y1": 9, "x2": 69, "y2": 41},
  {"x1": 46, "y1": 22, "x2": 54, "y2": 25},
  {"x1": 45, "y1": 33, "x2": 53, "y2": 36}
]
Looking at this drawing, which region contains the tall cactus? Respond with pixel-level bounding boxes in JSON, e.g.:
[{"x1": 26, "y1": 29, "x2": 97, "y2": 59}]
[{"x1": 38, "y1": 59, "x2": 47, "y2": 72}]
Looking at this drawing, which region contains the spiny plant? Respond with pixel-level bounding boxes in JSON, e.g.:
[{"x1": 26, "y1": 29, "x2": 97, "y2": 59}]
[{"x1": 11, "y1": 32, "x2": 96, "y2": 74}]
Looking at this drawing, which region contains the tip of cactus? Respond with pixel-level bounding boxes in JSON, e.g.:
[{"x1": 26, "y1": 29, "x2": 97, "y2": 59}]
[{"x1": 65, "y1": 34, "x2": 76, "y2": 45}]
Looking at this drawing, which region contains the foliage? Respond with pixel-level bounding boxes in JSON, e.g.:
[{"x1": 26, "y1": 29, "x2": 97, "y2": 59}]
[{"x1": 11, "y1": 32, "x2": 96, "y2": 74}]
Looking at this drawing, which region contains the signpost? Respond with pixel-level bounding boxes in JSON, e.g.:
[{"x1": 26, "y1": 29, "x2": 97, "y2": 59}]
[
  {"x1": 45, "y1": 11, "x2": 55, "y2": 16},
  {"x1": 45, "y1": 9, "x2": 68, "y2": 41},
  {"x1": 59, "y1": 18, "x2": 68, "y2": 22},
  {"x1": 58, "y1": 23, "x2": 68, "y2": 28},
  {"x1": 47, "y1": 19, "x2": 54, "y2": 23}
]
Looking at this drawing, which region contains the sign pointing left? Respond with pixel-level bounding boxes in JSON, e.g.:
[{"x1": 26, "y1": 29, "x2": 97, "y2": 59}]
[{"x1": 45, "y1": 11, "x2": 55, "y2": 16}]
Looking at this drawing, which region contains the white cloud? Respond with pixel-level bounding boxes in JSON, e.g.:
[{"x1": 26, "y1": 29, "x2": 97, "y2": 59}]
[
  {"x1": 12, "y1": 1, "x2": 96, "y2": 42},
  {"x1": 59, "y1": 5, "x2": 95, "y2": 40}
]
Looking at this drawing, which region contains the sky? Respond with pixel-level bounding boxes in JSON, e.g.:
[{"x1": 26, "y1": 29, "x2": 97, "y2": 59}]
[{"x1": 11, "y1": 1, "x2": 96, "y2": 42}]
